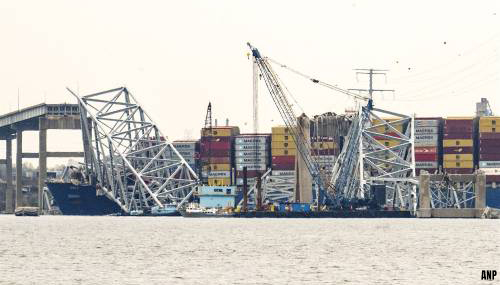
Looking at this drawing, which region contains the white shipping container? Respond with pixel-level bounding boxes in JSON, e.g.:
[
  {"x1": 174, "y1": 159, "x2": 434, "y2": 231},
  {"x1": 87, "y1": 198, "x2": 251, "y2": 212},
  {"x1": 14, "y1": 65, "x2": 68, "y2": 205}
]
[
  {"x1": 415, "y1": 134, "x2": 439, "y2": 147},
  {"x1": 207, "y1": 171, "x2": 232, "y2": 178},
  {"x1": 236, "y1": 164, "x2": 267, "y2": 171},
  {"x1": 271, "y1": 170, "x2": 295, "y2": 176},
  {"x1": 235, "y1": 144, "x2": 268, "y2": 151},
  {"x1": 415, "y1": 120, "x2": 440, "y2": 127},
  {"x1": 236, "y1": 157, "x2": 267, "y2": 164},
  {"x1": 235, "y1": 137, "x2": 268, "y2": 145},
  {"x1": 235, "y1": 150, "x2": 268, "y2": 158},
  {"x1": 172, "y1": 142, "x2": 197, "y2": 150},
  {"x1": 415, "y1": 127, "x2": 439, "y2": 134},
  {"x1": 479, "y1": 161, "x2": 500, "y2": 168},
  {"x1": 416, "y1": 161, "x2": 438, "y2": 168}
]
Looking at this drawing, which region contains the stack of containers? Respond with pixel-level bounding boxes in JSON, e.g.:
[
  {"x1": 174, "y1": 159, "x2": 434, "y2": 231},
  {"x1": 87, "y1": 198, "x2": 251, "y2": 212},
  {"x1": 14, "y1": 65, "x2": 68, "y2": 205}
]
[
  {"x1": 170, "y1": 140, "x2": 200, "y2": 174},
  {"x1": 271, "y1": 126, "x2": 296, "y2": 175},
  {"x1": 478, "y1": 117, "x2": 500, "y2": 183},
  {"x1": 311, "y1": 137, "x2": 337, "y2": 180},
  {"x1": 234, "y1": 134, "x2": 271, "y2": 186},
  {"x1": 200, "y1": 126, "x2": 240, "y2": 186},
  {"x1": 443, "y1": 117, "x2": 475, "y2": 174},
  {"x1": 414, "y1": 118, "x2": 442, "y2": 175}
]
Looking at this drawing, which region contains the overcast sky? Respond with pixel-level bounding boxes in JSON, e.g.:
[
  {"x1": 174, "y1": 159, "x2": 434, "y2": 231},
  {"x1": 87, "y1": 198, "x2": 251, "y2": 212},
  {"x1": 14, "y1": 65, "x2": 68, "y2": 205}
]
[{"x1": 0, "y1": 0, "x2": 498, "y2": 166}]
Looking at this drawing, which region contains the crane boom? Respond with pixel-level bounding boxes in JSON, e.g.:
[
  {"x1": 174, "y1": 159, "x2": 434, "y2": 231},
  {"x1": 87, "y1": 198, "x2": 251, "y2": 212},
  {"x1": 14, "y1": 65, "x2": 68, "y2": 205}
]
[{"x1": 247, "y1": 43, "x2": 328, "y2": 204}]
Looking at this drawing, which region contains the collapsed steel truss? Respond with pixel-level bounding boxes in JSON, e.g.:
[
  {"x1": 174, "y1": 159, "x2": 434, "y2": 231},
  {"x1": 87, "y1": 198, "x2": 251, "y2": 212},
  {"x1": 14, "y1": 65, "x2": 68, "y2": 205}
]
[
  {"x1": 69, "y1": 87, "x2": 199, "y2": 213},
  {"x1": 330, "y1": 104, "x2": 417, "y2": 209},
  {"x1": 237, "y1": 169, "x2": 295, "y2": 206},
  {"x1": 422, "y1": 173, "x2": 482, "y2": 209}
]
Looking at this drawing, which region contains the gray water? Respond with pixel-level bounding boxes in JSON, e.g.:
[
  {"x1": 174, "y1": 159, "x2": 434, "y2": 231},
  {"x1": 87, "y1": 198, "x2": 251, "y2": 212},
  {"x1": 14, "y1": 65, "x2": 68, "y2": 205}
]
[{"x1": 0, "y1": 216, "x2": 498, "y2": 285}]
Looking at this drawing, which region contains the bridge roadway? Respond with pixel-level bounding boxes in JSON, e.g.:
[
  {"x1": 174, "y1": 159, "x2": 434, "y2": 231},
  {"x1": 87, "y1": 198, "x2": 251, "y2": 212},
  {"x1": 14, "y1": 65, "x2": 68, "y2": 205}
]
[{"x1": 0, "y1": 103, "x2": 85, "y2": 214}]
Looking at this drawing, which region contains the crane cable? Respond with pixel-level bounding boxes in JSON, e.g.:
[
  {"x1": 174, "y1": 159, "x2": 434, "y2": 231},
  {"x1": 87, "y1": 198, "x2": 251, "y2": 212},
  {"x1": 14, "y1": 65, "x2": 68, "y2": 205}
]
[{"x1": 266, "y1": 57, "x2": 370, "y2": 102}]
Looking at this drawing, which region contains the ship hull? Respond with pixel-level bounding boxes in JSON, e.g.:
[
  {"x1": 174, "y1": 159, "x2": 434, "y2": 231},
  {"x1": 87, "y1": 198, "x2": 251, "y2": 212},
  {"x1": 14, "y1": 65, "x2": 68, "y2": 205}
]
[{"x1": 47, "y1": 182, "x2": 121, "y2": 215}]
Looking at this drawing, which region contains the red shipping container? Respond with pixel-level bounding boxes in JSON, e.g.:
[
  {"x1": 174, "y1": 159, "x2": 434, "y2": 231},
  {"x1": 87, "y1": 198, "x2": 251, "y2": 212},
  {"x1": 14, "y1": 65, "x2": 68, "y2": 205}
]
[
  {"x1": 201, "y1": 136, "x2": 232, "y2": 143},
  {"x1": 416, "y1": 168, "x2": 438, "y2": 176},
  {"x1": 444, "y1": 168, "x2": 474, "y2": 174},
  {"x1": 200, "y1": 141, "x2": 231, "y2": 152},
  {"x1": 236, "y1": 170, "x2": 262, "y2": 178},
  {"x1": 479, "y1": 139, "x2": 500, "y2": 147},
  {"x1": 486, "y1": 175, "x2": 500, "y2": 183},
  {"x1": 415, "y1": 153, "x2": 438, "y2": 161},
  {"x1": 272, "y1": 155, "x2": 295, "y2": 164},
  {"x1": 443, "y1": 146, "x2": 474, "y2": 154},
  {"x1": 200, "y1": 149, "x2": 231, "y2": 157},
  {"x1": 200, "y1": 157, "x2": 231, "y2": 164},
  {"x1": 444, "y1": 119, "x2": 473, "y2": 126},
  {"x1": 479, "y1": 133, "x2": 500, "y2": 139},
  {"x1": 414, "y1": 147, "x2": 437, "y2": 154},
  {"x1": 479, "y1": 153, "x2": 500, "y2": 161},
  {"x1": 272, "y1": 163, "x2": 295, "y2": 170},
  {"x1": 479, "y1": 146, "x2": 500, "y2": 154},
  {"x1": 443, "y1": 133, "x2": 473, "y2": 139}
]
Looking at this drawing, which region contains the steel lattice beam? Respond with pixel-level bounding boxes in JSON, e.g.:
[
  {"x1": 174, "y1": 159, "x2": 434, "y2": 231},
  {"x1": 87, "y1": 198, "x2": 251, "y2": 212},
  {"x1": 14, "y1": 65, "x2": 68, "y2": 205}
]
[{"x1": 68, "y1": 87, "x2": 199, "y2": 213}]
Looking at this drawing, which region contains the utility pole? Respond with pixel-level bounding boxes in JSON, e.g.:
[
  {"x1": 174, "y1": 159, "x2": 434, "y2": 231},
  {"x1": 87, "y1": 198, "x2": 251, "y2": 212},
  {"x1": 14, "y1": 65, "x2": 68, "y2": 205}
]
[{"x1": 348, "y1": 69, "x2": 394, "y2": 101}]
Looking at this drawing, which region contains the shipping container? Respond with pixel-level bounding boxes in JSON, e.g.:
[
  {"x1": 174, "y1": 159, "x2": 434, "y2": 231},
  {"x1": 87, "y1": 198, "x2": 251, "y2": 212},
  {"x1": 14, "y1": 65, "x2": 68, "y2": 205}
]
[
  {"x1": 479, "y1": 161, "x2": 500, "y2": 168},
  {"x1": 236, "y1": 170, "x2": 262, "y2": 178},
  {"x1": 443, "y1": 139, "x2": 473, "y2": 147},
  {"x1": 271, "y1": 170, "x2": 295, "y2": 176},
  {"x1": 201, "y1": 126, "x2": 240, "y2": 137},
  {"x1": 479, "y1": 126, "x2": 499, "y2": 133},
  {"x1": 200, "y1": 157, "x2": 231, "y2": 164},
  {"x1": 201, "y1": 136, "x2": 232, "y2": 143},
  {"x1": 207, "y1": 178, "x2": 232, "y2": 186},
  {"x1": 313, "y1": 155, "x2": 337, "y2": 163},
  {"x1": 235, "y1": 164, "x2": 267, "y2": 171},
  {"x1": 415, "y1": 153, "x2": 438, "y2": 161},
  {"x1": 478, "y1": 117, "x2": 500, "y2": 126},
  {"x1": 200, "y1": 141, "x2": 231, "y2": 151},
  {"x1": 414, "y1": 147, "x2": 438, "y2": 154},
  {"x1": 271, "y1": 134, "x2": 295, "y2": 142},
  {"x1": 236, "y1": 177, "x2": 257, "y2": 186},
  {"x1": 271, "y1": 126, "x2": 293, "y2": 135},
  {"x1": 202, "y1": 164, "x2": 231, "y2": 171},
  {"x1": 234, "y1": 136, "x2": 269, "y2": 145},
  {"x1": 479, "y1": 153, "x2": 500, "y2": 160},
  {"x1": 172, "y1": 142, "x2": 197, "y2": 151},
  {"x1": 272, "y1": 155, "x2": 295, "y2": 164},
  {"x1": 479, "y1": 133, "x2": 500, "y2": 139},
  {"x1": 443, "y1": 133, "x2": 473, "y2": 139},
  {"x1": 271, "y1": 141, "x2": 297, "y2": 149},
  {"x1": 372, "y1": 132, "x2": 402, "y2": 140},
  {"x1": 443, "y1": 161, "x2": 474, "y2": 168},
  {"x1": 443, "y1": 168, "x2": 474, "y2": 174},
  {"x1": 416, "y1": 161, "x2": 439, "y2": 168},
  {"x1": 479, "y1": 139, "x2": 500, "y2": 147},
  {"x1": 415, "y1": 119, "x2": 440, "y2": 127},
  {"x1": 271, "y1": 148, "x2": 297, "y2": 156},
  {"x1": 235, "y1": 144, "x2": 268, "y2": 151},
  {"x1": 443, "y1": 154, "x2": 473, "y2": 161},
  {"x1": 415, "y1": 127, "x2": 439, "y2": 134},
  {"x1": 236, "y1": 157, "x2": 267, "y2": 165},
  {"x1": 272, "y1": 163, "x2": 295, "y2": 170},
  {"x1": 207, "y1": 171, "x2": 231, "y2": 178},
  {"x1": 443, "y1": 146, "x2": 474, "y2": 154},
  {"x1": 234, "y1": 150, "x2": 268, "y2": 157},
  {"x1": 369, "y1": 124, "x2": 404, "y2": 133},
  {"x1": 200, "y1": 149, "x2": 231, "y2": 157}
]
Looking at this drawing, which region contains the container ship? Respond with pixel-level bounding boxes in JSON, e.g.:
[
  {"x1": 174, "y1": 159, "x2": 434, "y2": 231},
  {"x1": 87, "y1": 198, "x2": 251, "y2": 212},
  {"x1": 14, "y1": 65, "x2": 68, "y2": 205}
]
[{"x1": 48, "y1": 114, "x2": 500, "y2": 215}]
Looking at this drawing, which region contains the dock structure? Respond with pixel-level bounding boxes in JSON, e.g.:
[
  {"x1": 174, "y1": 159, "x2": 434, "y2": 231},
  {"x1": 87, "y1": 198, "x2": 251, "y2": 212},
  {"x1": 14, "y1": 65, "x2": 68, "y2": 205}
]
[{"x1": 0, "y1": 103, "x2": 84, "y2": 213}]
